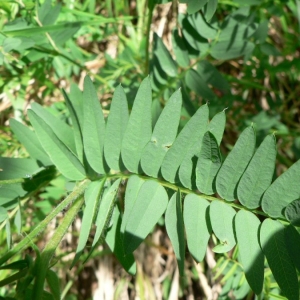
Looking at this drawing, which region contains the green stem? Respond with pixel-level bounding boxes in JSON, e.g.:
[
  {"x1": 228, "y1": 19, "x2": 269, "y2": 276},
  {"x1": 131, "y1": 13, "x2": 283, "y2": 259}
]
[
  {"x1": 32, "y1": 192, "x2": 85, "y2": 300},
  {"x1": 0, "y1": 179, "x2": 90, "y2": 267},
  {"x1": 145, "y1": 2, "x2": 154, "y2": 75}
]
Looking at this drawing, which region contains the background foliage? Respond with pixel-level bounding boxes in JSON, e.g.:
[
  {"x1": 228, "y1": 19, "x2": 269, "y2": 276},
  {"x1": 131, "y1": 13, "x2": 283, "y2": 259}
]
[{"x1": 0, "y1": 0, "x2": 300, "y2": 299}]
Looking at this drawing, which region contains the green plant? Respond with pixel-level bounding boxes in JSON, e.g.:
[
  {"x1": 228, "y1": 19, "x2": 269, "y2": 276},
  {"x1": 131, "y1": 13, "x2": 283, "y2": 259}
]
[{"x1": 1, "y1": 74, "x2": 300, "y2": 299}]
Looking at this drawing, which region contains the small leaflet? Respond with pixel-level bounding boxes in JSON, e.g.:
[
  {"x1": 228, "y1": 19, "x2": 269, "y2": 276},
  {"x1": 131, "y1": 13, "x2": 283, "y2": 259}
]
[
  {"x1": 121, "y1": 77, "x2": 152, "y2": 173},
  {"x1": 27, "y1": 110, "x2": 85, "y2": 180},
  {"x1": 9, "y1": 119, "x2": 52, "y2": 166},
  {"x1": 71, "y1": 180, "x2": 103, "y2": 268},
  {"x1": 30, "y1": 102, "x2": 76, "y2": 154},
  {"x1": 106, "y1": 205, "x2": 136, "y2": 275},
  {"x1": 183, "y1": 194, "x2": 211, "y2": 262},
  {"x1": 260, "y1": 219, "x2": 299, "y2": 300},
  {"x1": 82, "y1": 76, "x2": 106, "y2": 174},
  {"x1": 216, "y1": 126, "x2": 256, "y2": 202},
  {"x1": 210, "y1": 201, "x2": 236, "y2": 253},
  {"x1": 123, "y1": 180, "x2": 168, "y2": 254},
  {"x1": 196, "y1": 131, "x2": 222, "y2": 195},
  {"x1": 141, "y1": 90, "x2": 182, "y2": 178},
  {"x1": 162, "y1": 104, "x2": 208, "y2": 186},
  {"x1": 165, "y1": 192, "x2": 185, "y2": 276},
  {"x1": 235, "y1": 210, "x2": 264, "y2": 295},
  {"x1": 104, "y1": 85, "x2": 129, "y2": 171},
  {"x1": 262, "y1": 158, "x2": 300, "y2": 218},
  {"x1": 237, "y1": 134, "x2": 276, "y2": 209}
]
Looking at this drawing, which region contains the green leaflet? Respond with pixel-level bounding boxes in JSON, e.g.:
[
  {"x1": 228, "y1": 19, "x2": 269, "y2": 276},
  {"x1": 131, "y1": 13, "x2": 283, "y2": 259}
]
[
  {"x1": 30, "y1": 102, "x2": 76, "y2": 154},
  {"x1": 153, "y1": 33, "x2": 177, "y2": 77},
  {"x1": 69, "y1": 83, "x2": 83, "y2": 128},
  {"x1": 165, "y1": 192, "x2": 185, "y2": 276},
  {"x1": 121, "y1": 77, "x2": 152, "y2": 173},
  {"x1": 82, "y1": 76, "x2": 106, "y2": 174},
  {"x1": 260, "y1": 219, "x2": 299, "y2": 300},
  {"x1": 71, "y1": 180, "x2": 104, "y2": 268},
  {"x1": 207, "y1": 109, "x2": 226, "y2": 146},
  {"x1": 105, "y1": 205, "x2": 136, "y2": 275},
  {"x1": 185, "y1": 69, "x2": 215, "y2": 100},
  {"x1": 237, "y1": 134, "x2": 276, "y2": 209},
  {"x1": 183, "y1": 194, "x2": 211, "y2": 263},
  {"x1": 216, "y1": 126, "x2": 256, "y2": 202},
  {"x1": 285, "y1": 225, "x2": 300, "y2": 273},
  {"x1": 104, "y1": 85, "x2": 129, "y2": 171},
  {"x1": 172, "y1": 29, "x2": 190, "y2": 68},
  {"x1": 186, "y1": 0, "x2": 209, "y2": 14},
  {"x1": 203, "y1": 0, "x2": 218, "y2": 21},
  {"x1": 141, "y1": 90, "x2": 182, "y2": 178},
  {"x1": 192, "y1": 13, "x2": 218, "y2": 40},
  {"x1": 121, "y1": 175, "x2": 145, "y2": 236},
  {"x1": 262, "y1": 159, "x2": 300, "y2": 218},
  {"x1": 197, "y1": 62, "x2": 229, "y2": 94},
  {"x1": 46, "y1": 269, "x2": 61, "y2": 300},
  {"x1": 210, "y1": 201, "x2": 236, "y2": 253},
  {"x1": 284, "y1": 199, "x2": 300, "y2": 226},
  {"x1": 234, "y1": 210, "x2": 264, "y2": 295},
  {"x1": 92, "y1": 179, "x2": 121, "y2": 248},
  {"x1": 9, "y1": 119, "x2": 52, "y2": 166},
  {"x1": 28, "y1": 110, "x2": 85, "y2": 180},
  {"x1": 162, "y1": 104, "x2": 208, "y2": 185},
  {"x1": 123, "y1": 180, "x2": 168, "y2": 254},
  {"x1": 62, "y1": 89, "x2": 84, "y2": 163},
  {"x1": 196, "y1": 131, "x2": 222, "y2": 195},
  {"x1": 0, "y1": 157, "x2": 41, "y2": 180}
]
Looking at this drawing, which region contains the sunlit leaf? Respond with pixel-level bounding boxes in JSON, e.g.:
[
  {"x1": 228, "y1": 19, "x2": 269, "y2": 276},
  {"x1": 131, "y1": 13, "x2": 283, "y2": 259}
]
[
  {"x1": 184, "y1": 194, "x2": 211, "y2": 262},
  {"x1": 210, "y1": 201, "x2": 236, "y2": 253},
  {"x1": 260, "y1": 219, "x2": 299, "y2": 300},
  {"x1": 216, "y1": 126, "x2": 255, "y2": 201}
]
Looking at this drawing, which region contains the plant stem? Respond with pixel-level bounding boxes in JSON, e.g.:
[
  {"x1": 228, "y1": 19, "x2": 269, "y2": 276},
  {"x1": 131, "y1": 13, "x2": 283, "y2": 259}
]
[
  {"x1": 32, "y1": 192, "x2": 85, "y2": 300},
  {"x1": 145, "y1": 1, "x2": 154, "y2": 74},
  {"x1": 0, "y1": 179, "x2": 90, "y2": 267}
]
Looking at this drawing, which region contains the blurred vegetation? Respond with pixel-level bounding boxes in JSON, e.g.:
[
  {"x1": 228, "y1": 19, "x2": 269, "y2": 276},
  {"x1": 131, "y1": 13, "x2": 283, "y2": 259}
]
[{"x1": 0, "y1": 0, "x2": 300, "y2": 299}]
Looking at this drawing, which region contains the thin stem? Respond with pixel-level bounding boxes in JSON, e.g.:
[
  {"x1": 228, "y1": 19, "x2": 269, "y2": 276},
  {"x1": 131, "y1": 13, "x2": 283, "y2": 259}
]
[
  {"x1": 0, "y1": 179, "x2": 90, "y2": 267},
  {"x1": 32, "y1": 192, "x2": 85, "y2": 300}
]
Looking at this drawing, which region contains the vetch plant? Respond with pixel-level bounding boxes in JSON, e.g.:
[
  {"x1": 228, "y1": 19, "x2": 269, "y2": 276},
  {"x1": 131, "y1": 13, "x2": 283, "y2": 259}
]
[{"x1": 1, "y1": 75, "x2": 300, "y2": 299}]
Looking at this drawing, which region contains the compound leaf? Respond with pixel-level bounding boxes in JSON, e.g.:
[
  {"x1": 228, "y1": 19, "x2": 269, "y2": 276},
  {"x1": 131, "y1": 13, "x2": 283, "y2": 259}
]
[
  {"x1": 184, "y1": 194, "x2": 211, "y2": 262},
  {"x1": 82, "y1": 76, "x2": 106, "y2": 174},
  {"x1": 123, "y1": 180, "x2": 168, "y2": 254},
  {"x1": 238, "y1": 134, "x2": 276, "y2": 209},
  {"x1": 262, "y1": 159, "x2": 300, "y2": 218},
  {"x1": 104, "y1": 85, "x2": 129, "y2": 171},
  {"x1": 9, "y1": 119, "x2": 52, "y2": 166},
  {"x1": 216, "y1": 126, "x2": 256, "y2": 201},
  {"x1": 165, "y1": 191, "x2": 185, "y2": 276},
  {"x1": 260, "y1": 219, "x2": 299, "y2": 300},
  {"x1": 141, "y1": 90, "x2": 182, "y2": 177},
  {"x1": 235, "y1": 210, "x2": 264, "y2": 295},
  {"x1": 27, "y1": 110, "x2": 85, "y2": 180},
  {"x1": 210, "y1": 201, "x2": 236, "y2": 253},
  {"x1": 196, "y1": 131, "x2": 222, "y2": 195},
  {"x1": 121, "y1": 77, "x2": 152, "y2": 173}
]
